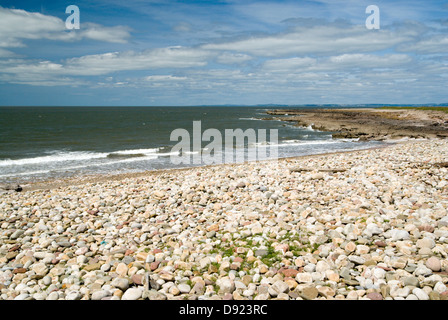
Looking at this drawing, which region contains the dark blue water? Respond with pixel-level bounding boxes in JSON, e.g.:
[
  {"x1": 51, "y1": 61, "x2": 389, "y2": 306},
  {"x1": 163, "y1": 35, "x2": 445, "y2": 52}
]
[{"x1": 0, "y1": 106, "x2": 384, "y2": 184}]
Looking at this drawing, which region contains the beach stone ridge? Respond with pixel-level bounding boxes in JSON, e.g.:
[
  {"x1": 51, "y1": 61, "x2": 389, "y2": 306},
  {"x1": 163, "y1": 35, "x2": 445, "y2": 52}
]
[{"x1": 0, "y1": 139, "x2": 448, "y2": 300}]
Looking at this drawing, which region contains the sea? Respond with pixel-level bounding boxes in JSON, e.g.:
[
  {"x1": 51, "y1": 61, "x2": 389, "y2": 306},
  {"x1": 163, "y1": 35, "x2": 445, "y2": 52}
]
[{"x1": 0, "y1": 106, "x2": 386, "y2": 185}]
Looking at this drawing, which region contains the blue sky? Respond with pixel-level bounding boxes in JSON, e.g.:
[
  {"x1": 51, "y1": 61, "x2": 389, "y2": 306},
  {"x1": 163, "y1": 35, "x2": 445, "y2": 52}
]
[{"x1": 0, "y1": 0, "x2": 447, "y2": 106}]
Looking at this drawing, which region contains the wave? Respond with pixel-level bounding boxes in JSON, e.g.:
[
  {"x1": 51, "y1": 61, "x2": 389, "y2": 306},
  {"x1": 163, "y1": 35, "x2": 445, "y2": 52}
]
[
  {"x1": 0, "y1": 151, "x2": 109, "y2": 167},
  {"x1": 305, "y1": 124, "x2": 315, "y2": 132},
  {"x1": 109, "y1": 148, "x2": 159, "y2": 155},
  {"x1": 238, "y1": 117, "x2": 263, "y2": 121},
  {"x1": 107, "y1": 148, "x2": 159, "y2": 159},
  {"x1": 0, "y1": 148, "x2": 161, "y2": 167},
  {"x1": 253, "y1": 139, "x2": 341, "y2": 148}
]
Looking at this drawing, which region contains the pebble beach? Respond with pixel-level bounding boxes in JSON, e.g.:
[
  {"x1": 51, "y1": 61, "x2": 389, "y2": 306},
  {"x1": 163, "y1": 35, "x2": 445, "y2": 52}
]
[{"x1": 1, "y1": 139, "x2": 448, "y2": 300}]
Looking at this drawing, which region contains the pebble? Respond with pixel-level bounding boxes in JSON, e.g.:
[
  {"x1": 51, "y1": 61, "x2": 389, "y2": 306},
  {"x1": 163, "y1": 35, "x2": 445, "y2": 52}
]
[
  {"x1": 426, "y1": 257, "x2": 441, "y2": 272},
  {"x1": 0, "y1": 139, "x2": 447, "y2": 300},
  {"x1": 413, "y1": 288, "x2": 429, "y2": 300},
  {"x1": 111, "y1": 277, "x2": 129, "y2": 291},
  {"x1": 121, "y1": 288, "x2": 143, "y2": 300}
]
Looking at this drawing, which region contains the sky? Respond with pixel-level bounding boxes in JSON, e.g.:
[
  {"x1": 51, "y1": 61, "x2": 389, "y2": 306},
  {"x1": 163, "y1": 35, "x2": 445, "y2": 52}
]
[{"x1": 0, "y1": 0, "x2": 447, "y2": 106}]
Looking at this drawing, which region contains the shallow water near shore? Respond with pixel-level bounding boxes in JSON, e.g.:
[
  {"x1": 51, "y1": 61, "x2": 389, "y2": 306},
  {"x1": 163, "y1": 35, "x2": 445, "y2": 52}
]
[{"x1": 0, "y1": 106, "x2": 384, "y2": 184}]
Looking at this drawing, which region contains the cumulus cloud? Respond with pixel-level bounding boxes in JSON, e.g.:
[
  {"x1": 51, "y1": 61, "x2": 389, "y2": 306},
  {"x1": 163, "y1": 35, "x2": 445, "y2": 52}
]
[
  {"x1": 0, "y1": 6, "x2": 131, "y2": 48},
  {"x1": 202, "y1": 23, "x2": 418, "y2": 57},
  {"x1": 65, "y1": 47, "x2": 212, "y2": 75},
  {"x1": 0, "y1": 46, "x2": 213, "y2": 85}
]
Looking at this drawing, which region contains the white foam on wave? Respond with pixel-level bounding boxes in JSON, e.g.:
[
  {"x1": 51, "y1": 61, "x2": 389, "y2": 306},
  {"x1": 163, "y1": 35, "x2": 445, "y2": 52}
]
[
  {"x1": 0, "y1": 151, "x2": 109, "y2": 167},
  {"x1": 238, "y1": 117, "x2": 263, "y2": 121},
  {"x1": 0, "y1": 148, "x2": 163, "y2": 168},
  {"x1": 305, "y1": 124, "x2": 315, "y2": 132},
  {"x1": 256, "y1": 139, "x2": 342, "y2": 148},
  {"x1": 109, "y1": 148, "x2": 159, "y2": 156}
]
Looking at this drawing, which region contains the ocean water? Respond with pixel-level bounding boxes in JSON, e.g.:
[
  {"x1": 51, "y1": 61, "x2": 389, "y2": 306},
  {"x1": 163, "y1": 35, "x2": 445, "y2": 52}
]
[{"x1": 0, "y1": 106, "x2": 384, "y2": 184}]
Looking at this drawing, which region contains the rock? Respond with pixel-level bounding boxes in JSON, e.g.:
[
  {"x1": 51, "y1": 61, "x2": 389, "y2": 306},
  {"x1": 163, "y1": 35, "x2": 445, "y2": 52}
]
[
  {"x1": 317, "y1": 286, "x2": 335, "y2": 298},
  {"x1": 282, "y1": 268, "x2": 299, "y2": 278},
  {"x1": 10, "y1": 229, "x2": 25, "y2": 240},
  {"x1": 254, "y1": 249, "x2": 269, "y2": 257},
  {"x1": 389, "y1": 229, "x2": 410, "y2": 241},
  {"x1": 300, "y1": 286, "x2": 319, "y2": 300},
  {"x1": 413, "y1": 288, "x2": 429, "y2": 300},
  {"x1": 45, "y1": 292, "x2": 59, "y2": 300},
  {"x1": 92, "y1": 290, "x2": 111, "y2": 300},
  {"x1": 14, "y1": 293, "x2": 30, "y2": 300},
  {"x1": 145, "y1": 254, "x2": 155, "y2": 263},
  {"x1": 178, "y1": 283, "x2": 191, "y2": 294},
  {"x1": 364, "y1": 223, "x2": 383, "y2": 236},
  {"x1": 403, "y1": 276, "x2": 419, "y2": 287},
  {"x1": 65, "y1": 290, "x2": 82, "y2": 300},
  {"x1": 13, "y1": 267, "x2": 27, "y2": 274},
  {"x1": 31, "y1": 263, "x2": 48, "y2": 277},
  {"x1": 131, "y1": 274, "x2": 144, "y2": 286},
  {"x1": 415, "y1": 265, "x2": 433, "y2": 276},
  {"x1": 42, "y1": 276, "x2": 52, "y2": 286},
  {"x1": 326, "y1": 270, "x2": 340, "y2": 282},
  {"x1": 434, "y1": 282, "x2": 447, "y2": 294},
  {"x1": 296, "y1": 273, "x2": 313, "y2": 284},
  {"x1": 315, "y1": 261, "x2": 330, "y2": 273},
  {"x1": 116, "y1": 263, "x2": 129, "y2": 276},
  {"x1": 418, "y1": 224, "x2": 435, "y2": 233},
  {"x1": 169, "y1": 286, "x2": 180, "y2": 296},
  {"x1": 192, "y1": 282, "x2": 205, "y2": 295},
  {"x1": 416, "y1": 238, "x2": 435, "y2": 249},
  {"x1": 426, "y1": 257, "x2": 441, "y2": 272},
  {"x1": 217, "y1": 279, "x2": 235, "y2": 294},
  {"x1": 429, "y1": 291, "x2": 440, "y2": 300},
  {"x1": 366, "y1": 292, "x2": 383, "y2": 300},
  {"x1": 111, "y1": 277, "x2": 130, "y2": 291},
  {"x1": 199, "y1": 257, "x2": 211, "y2": 269},
  {"x1": 144, "y1": 290, "x2": 167, "y2": 300},
  {"x1": 390, "y1": 286, "x2": 410, "y2": 298},
  {"x1": 348, "y1": 255, "x2": 365, "y2": 265},
  {"x1": 84, "y1": 263, "x2": 102, "y2": 272},
  {"x1": 391, "y1": 257, "x2": 407, "y2": 269},
  {"x1": 122, "y1": 288, "x2": 143, "y2": 300},
  {"x1": 269, "y1": 280, "x2": 289, "y2": 297}
]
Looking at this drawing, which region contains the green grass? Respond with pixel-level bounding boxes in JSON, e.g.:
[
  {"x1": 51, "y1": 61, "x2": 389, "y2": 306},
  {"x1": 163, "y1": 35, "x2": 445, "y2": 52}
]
[{"x1": 379, "y1": 106, "x2": 448, "y2": 113}]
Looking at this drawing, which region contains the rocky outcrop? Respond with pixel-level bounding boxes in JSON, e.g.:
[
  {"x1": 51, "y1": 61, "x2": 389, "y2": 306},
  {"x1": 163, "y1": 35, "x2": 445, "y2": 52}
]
[{"x1": 266, "y1": 108, "x2": 448, "y2": 141}]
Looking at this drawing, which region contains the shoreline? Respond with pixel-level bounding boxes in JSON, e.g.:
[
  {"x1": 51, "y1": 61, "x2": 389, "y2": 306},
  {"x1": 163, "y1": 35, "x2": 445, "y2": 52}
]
[
  {"x1": 5, "y1": 106, "x2": 446, "y2": 192},
  {"x1": 18, "y1": 140, "x2": 395, "y2": 192}
]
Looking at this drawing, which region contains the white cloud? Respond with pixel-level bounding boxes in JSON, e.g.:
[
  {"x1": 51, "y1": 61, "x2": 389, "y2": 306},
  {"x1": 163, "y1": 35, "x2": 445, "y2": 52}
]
[
  {"x1": 73, "y1": 23, "x2": 131, "y2": 44},
  {"x1": 0, "y1": 7, "x2": 131, "y2": 48},
  {"x1": 0, "y1": 47, "x2": 213, "y2": 85},
  {"x1": 65, "y1": 47, "x2": 212, "y2": 75},
  {"x1": 202, "y1": 23, "x2": 417, "y2": 57},
  {"x1": 398, "y1": 34, "x2": 448, "y2": 54},
  {"x1": 261, "y1": 54, "x2": 412, "y2": 74},
  {"x1": 216, "y1": 52, "x2": 252, "y2": 65},
  {"x1": 0, "y1": 48, "x2": 15, "y2": 58},
  {"x1": 262, "y1": 57, "x2": 317, "y2": 72},
  {"x1": 144, "y1": 75, "x2": 188, "y2": 81}
]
